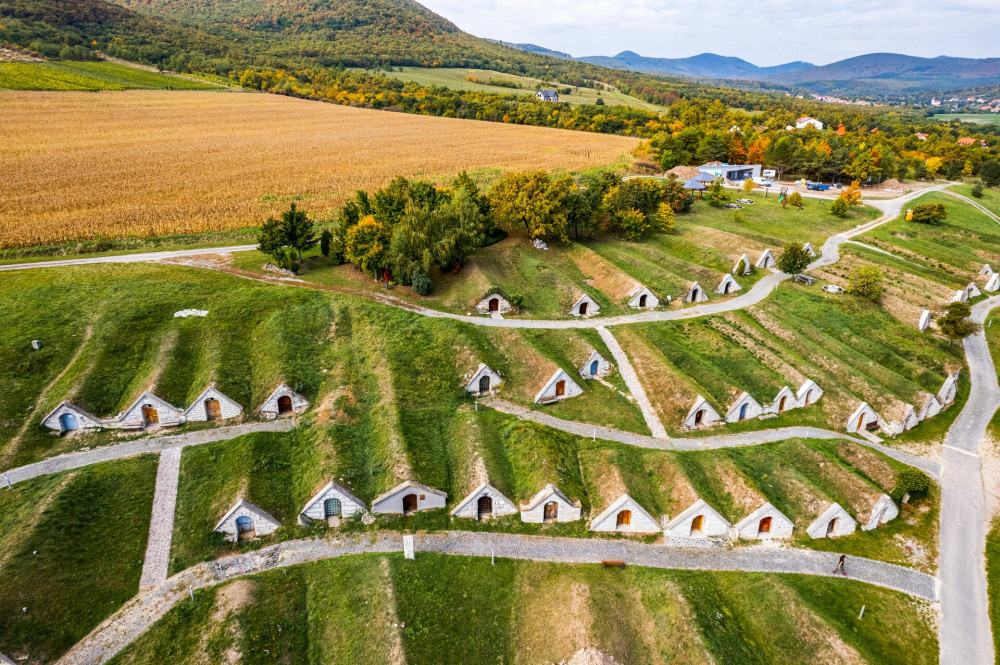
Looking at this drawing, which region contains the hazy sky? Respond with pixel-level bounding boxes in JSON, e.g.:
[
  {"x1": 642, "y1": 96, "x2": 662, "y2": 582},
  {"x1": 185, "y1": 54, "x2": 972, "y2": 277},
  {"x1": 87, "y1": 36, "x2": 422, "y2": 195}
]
[{"x1": 418, "y1": 0, "x2": 999, "y2": 65}]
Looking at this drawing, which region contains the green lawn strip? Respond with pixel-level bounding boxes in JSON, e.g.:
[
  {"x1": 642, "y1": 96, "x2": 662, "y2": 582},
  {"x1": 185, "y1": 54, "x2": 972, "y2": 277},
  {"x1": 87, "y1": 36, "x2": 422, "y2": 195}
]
[
  {"x1": 838, "y1": 243, "x2": 968, "y2": 290},
  {"x1": 169, "y1": 430, "x2": 304, "y2": 574},
  {"x1": 106, "y1": 585, "x2": 219, "y2": 664},
  {"x1": 988, "y1": 517, "x2": 1000, "y2": 660},
  {"x1": 782, "y1": 573, "x2": 938, "y2": 665},
  {"x1": 951, "y1": 183, "x2": 1000, "y2": 218},
  {"x1": 0, "y1": 456, "x2": 158, "y2": 662},
  {"x1": 390, "y1": 553, "x2": 517, "y2": 665},
  {"x1": 863, "y1": 192, "x2": 1000, "y2": 273},
  {"x1": 0, "y1": 61, "x2": 219, "y2": 91}
]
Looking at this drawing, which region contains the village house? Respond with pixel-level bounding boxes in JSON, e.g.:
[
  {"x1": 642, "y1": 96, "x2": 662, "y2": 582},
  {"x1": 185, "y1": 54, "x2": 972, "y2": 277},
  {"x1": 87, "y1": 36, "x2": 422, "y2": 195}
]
[
  {"x1": 806, "y1": 502, "x2": 857, "y2": 539},
  {"x1": 755, "y1": 248, "x2": 776, "y2": 269},
  {"x1": 570, "y1": 292, "x2": 600, "y2": 317},
  {"x1": 665, "y1": 498, "x2": 731, "y2": 540},
  {"x1": 918, "y1": 394, "x2": 943, "y2": 421},
  {"x1": 862, "y1": 494, "x2": 899, "y2": 531},
  {"x1": 734, "y1": 502, "x2": 794, "y2": 540},
  {"x1": 183, "y1": 384, "x2": 243, "y2": 423},
  {"x1": 627, "y1": 285, "x2": 659, "y2": 309},
  {"x1": 535, "y1": 90, "x2": 559, "y2": 102},
  {"x1": 41, "y1": 401, "x2": 103, "y2": 434},
  {"x1": 117, "y1": 391, "x2": 184, "y2": 429},
  {"x1": 535, "y1": 368, "x2": 583, "y2": 404},
  {"x1": 986, "y1": 273, "x2": 1000, "y2": 292},
  {"x1": 474, "y1": 290, "x2": 514, "y2": 315},
  {"x1": 845, "y1": 402, "x2": 880, "y2": 433},
  {"x1": 451, "y1": 482, "x2": 517, "y2": 521},
  {"x1": 589, "y1": 494, "x2": 661, "y2": 534},
  {"x1": 725, "y1": 392, "x2": 763, "y2": 423},
  {"x1": 733, "y1": 253, "x2": 753, "y2": 276},
  {"x1": 795, "y1": 116, "x2": 824, "y2": 130},
  {"x1": 684, "y1": 281, "x2": 708, "y2": 303},
  {"x1": 214, "y1": 499, "x2": 281, "y2": 542},
  {"x1": 371, "y1": 480, "x2": 447, "y2": 515},
  {"x1": 298, "y1": 481, "x2": 367, "y2": 527},
  {"x1": 579, "y1": 349, "x2": 613, "y2": 380},
  {"x1": 465, "y1": 363, "x2": 502, "y2": 396},
  {"x1": 716, "y1": 273, "x2": 742, "y2": 295},
  {"x1": 803, "y1": 242, "x2": 816, "y2": 257},
  {"x1": 918, "y1": 309, "x2": 932, "y2": 332},
  {"x1": 258, "y1": 383, "x2": 309, "y2": 419},
  {"x1": 683, "y1": 395, "x2": 722, "y2": 429},
  {"x1": 519, "y1": 484, "x2": 582, "y2": 523},
  {"x1": 796, "y1": 379, "x2": 823, "y2": 407},
  {"x1": 938, "y1": 371, "x2": 961, "y2": 406},
  {"x1": 765, "y1": 386, "x2": 797, "y2": 415}
]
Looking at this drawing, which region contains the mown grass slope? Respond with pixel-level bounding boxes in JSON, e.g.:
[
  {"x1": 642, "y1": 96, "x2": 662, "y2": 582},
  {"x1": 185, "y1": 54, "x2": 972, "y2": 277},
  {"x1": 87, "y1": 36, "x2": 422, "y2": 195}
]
[
  {"x1": 0, "y1": 456, "x2": 158, "y2": 662},
  {"x1": 109, "y1": 554, "x2": 938, "y2": 665},
  {"x1": 0, "y1": 60, "x2": 220, "y2": 90}
]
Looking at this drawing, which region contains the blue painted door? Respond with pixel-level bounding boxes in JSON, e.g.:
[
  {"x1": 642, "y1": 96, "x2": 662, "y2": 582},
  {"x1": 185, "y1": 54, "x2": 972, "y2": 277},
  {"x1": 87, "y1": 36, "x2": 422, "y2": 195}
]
[
  {"x1": 60, "y1": 413, "x2": 79, "y2": 431},
  {"x1": 590, "y1": 360, "x2": 599, "y2": 375},
  {"x1": 739, "y1": 403, "x2": 748, "y2": 420},
  {"x1": 236, "y1": 516, "x2": 254, "y2": 533}
]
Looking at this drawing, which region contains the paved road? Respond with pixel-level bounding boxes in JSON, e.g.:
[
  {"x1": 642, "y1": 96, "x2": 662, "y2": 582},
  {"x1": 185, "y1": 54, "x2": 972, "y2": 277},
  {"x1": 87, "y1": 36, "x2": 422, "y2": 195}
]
[
  {"x1": 483, "y1": 398, "x2": 941, "y2": 477},
  {"x1": 58, "y1": 530, "x2": 937, "y2": 665},
  {"x1": 596, "y1": 326, "x2": 667, "y2": 437},
  {"x1": 0, "y1": 244, "x2": 258, "y2": 272},
  {"x1": 939, "y1": 296, "x2": 1000, "y2": 665},
  {"x1": 2, "y1": 419, "x2": 295, "y2": 486},
  {"x1": 138, "y1": 447, "x2": 182, "y2": 589}
]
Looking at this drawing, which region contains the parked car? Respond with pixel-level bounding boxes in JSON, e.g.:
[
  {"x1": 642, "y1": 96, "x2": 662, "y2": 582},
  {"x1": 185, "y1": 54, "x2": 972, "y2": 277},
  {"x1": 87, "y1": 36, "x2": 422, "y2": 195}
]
[{"x1": 752, "y1": 177, "x2": 774, "y2": 187}]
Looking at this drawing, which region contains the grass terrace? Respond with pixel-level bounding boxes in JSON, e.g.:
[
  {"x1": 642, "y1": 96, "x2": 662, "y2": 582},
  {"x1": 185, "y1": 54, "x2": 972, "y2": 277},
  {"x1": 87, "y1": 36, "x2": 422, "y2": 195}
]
[
  {"x1": 109, "y1": 554, "x2": 937, "y2": 665},
  {"x1": 0, "y1": 61, "x2": 220, "y2": 91},
  {"x1": 950, "y1": 183, "x2": 1000, "y2": 219}
]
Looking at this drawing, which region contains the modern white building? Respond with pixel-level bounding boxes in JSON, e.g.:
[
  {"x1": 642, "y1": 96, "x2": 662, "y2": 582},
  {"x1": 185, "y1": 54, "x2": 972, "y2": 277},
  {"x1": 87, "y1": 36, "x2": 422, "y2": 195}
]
[
  {"x1": 795, "y1": 116, "x2": 824, "y2": 130},
  {"x1": 695, "y1": 162, "x2": 762, "y2": 182}
]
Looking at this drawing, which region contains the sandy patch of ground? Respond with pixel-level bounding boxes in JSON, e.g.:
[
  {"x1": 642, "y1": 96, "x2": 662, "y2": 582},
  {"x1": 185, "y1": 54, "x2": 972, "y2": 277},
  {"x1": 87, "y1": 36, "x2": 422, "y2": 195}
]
[
  {"x1": 567, "y1": 245, "x2": 639, "y2": 303},
  {"x1": 980, "y1": 430, "x2": 1000, "y2": 521},
  {"x1": 157, "y1": 253, "x2": 234, "y2": 271},
  {"x1": 197, "y1": 579, "x2": 256, "y2": 664},
  {"x1": 0, "y1": 46, "x2": 43, "y2": 62},
  {"x1": 560, "y1": 648, "x2": 624, "y2": 665}
]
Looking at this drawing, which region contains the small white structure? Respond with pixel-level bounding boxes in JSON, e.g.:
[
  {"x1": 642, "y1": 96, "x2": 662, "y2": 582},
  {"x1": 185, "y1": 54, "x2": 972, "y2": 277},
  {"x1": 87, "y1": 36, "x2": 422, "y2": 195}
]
[
  {"x1": 579, "y1": 350, "x2": 613, "y2": 379},
  {"x1": 716, "y1": 273, "x2": 742, "y2": 295},
  {"x1": 803, "y1": 242, "x2": 816, "y2": 257},
  {"x1": 986, "y1": 273, "x2": 1000, "y2": 292},
  {"x1": 938, "y1": 371, "x2": 960, "y2": 405},
  {"x1": 966, "y1": 282, "x2": 983, "y2": 298},
  {"x1": 918, "y1": 394, "x2": 943, "y2": 421},
  {"x1": 184, "y1": 385, "x2": 243, "y2": 422},
  {"x1": 795, "y1": 116, "x2": 824, "y2": 130},
  {"x1": 41, "y1": 401, "x2": 102, "y2": 434},
  {"x1": 861, "y1": 494, "x2": 899, "y2": 531},
  {"x1": 665, "y1": 498, "x2": 731, "y2": 540},
  {"x1": 733, "y1": 254, "x2": 753, "y2": 276},
  {"x1": 519, "y1": 484, "x2": 582, "y2": 523},
  {"x1": 765, "y1": 386, "x2": 797, "y2": 415},
  {"x1": 589, "y1": 494, "x2": 660, "y2": 534},
  {"x1": 981, "y1": 264, "x2": 994, "y2": 276},
  {"x1": 806, "y1": 503, "x2": 857, "y2": 539},
  {"x1": 534, "y1": 368, "x2": 583, "y2": 404},
  {"x1": 371, "y1": 480, "x2": 447, "y2": 515},
  {"x1": 883, "y1": 403, "x2": 919, "y2": 436},
  {"x1": 118, "y1": 391, "x2": 184, "y2": 429},
  {"x1": 755, "y1": 249, "x2": 776, "y2": 269},
  {"x1": 465, "y1": 364, "x2": 502, "y2": 396},
  {"x1": 299, "y1": 481, "x2": 367, "y2": 526},
  {"x1": 627, "y1": 285, "x2": 659, "y2": 309},
  {"x1": 796, "y1": 379, "x2": 823, "y2": 407},
  {"x1": 475, "y1": 292, "x2": 513, "y2": 315},
  {"x1": 725, "y1": 392, "x2": 763, "y2": 423},
  {"x1": 822, "y1": 284, "x2": 845, "y2": 294},
  {"x1": 214, "y1": 499, "x2": 281, "y2": 542},
  {"x1": 451, "y1": 482, "x2": 517, "y2": 520},
  {"x1": 846, "y1": 402, "x2": 879, "y2": 433},
  {"x1": 258, "y1": 383, "x2": 308, "y2": 419},
  {"x1": 685, "y1": 281, "x2": 709, "y2": 303},
  {"x1": 683, "y1": 396, "x2": 722, "y2": 429},
  {"x1": 952, "y1": 289, "x2": 967, "y2": 303},
  {"x1": 918, "y1": 310, "x2": 932, "y2": 332},
  {"x1": 734, "y1": 502, "x2": 794, "y2": 540},
  {"x1": 570, "y1": 293, "x2": 600, "y2": 317}
]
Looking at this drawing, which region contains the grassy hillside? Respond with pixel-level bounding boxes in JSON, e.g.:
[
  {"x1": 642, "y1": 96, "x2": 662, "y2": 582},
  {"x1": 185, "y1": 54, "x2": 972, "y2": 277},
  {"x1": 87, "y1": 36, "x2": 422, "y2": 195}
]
[
  {"x1": 0, "y1": 456, "x2": 158, "y2": 662},
  {"x1": 0, "y1": 60, "x2": 219, "y2": 90},
  {"x1": 109, "y1": 554, "x2": 938, "y2": 665}
]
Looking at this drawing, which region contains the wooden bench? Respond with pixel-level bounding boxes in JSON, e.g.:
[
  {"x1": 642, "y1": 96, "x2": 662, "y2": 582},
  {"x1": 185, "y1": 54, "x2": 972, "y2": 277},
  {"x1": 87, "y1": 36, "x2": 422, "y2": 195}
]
[{"x1": 601, "y1": 560, "x2": 625, "y2": 571}]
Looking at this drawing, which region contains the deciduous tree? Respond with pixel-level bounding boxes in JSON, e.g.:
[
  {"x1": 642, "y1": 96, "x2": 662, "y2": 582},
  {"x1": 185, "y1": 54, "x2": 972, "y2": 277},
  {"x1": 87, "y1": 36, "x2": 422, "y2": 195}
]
[
  {"x1": 776, "y1": 243, "x2": 810, "y2": 275},
  {"x1": 938, "y1": 301, "x2": 981, "y2": 347},
  {"x1": 847, "y1": 265, "x2": 884, "y2": 302}
]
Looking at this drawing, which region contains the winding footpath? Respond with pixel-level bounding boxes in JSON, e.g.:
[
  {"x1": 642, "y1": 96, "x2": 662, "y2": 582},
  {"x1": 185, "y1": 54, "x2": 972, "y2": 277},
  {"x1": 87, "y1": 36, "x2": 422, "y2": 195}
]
[
  {"x1": 939, "y1": 296, "x2": 1000, "y2": 665},
  {"x1": 57, "y1": 531, "x2": 937, "y2": 665}
]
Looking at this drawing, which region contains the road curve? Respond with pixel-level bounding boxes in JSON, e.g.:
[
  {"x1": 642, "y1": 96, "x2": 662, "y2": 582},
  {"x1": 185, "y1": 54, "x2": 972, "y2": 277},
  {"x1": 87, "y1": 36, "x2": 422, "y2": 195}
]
[
  {"x1": 57, "y1": 531, "x2": 938, "y2": 665},
  {"x1": 941, "y1": 189, "x2": 1000, "y2": 225},
  {"x1": 939, "y1": 296, "x2": 1000, "y2": 665},
  {"x1": 0, "y1": 244, "x2": 259, "y2": 272}
]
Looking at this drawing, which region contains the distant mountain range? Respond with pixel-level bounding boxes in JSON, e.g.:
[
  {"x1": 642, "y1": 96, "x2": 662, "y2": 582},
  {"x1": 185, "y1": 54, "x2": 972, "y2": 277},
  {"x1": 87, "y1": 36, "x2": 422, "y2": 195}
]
[{"x1": 509, "y1": 44, "x2": 1000, "y2": 95}]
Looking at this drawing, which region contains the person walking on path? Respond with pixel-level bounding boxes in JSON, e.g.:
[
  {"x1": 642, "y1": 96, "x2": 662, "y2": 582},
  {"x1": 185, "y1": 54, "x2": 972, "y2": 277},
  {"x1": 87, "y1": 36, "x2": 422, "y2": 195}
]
[{"x1": 832, "y1": 554, "x2": 847, "y2": 576}]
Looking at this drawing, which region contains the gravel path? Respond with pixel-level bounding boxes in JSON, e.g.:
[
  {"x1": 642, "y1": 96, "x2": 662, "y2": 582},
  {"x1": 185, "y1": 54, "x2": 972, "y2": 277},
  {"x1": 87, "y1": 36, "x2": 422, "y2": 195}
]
[
  {"x1": 138, "y1": 447, "x2": 182, "y2": 589},
  {"x1": 939, "y1": 296, "x2": 1000, "y2": 665},
  {"x1": 0, "y1": 244, "x2": 259, "y2": 272},
  {"x1": 57, "y1": 531, "x2": 936, "y2": 665},
  {"x1": 2, "y1": 419, "x2": 295, "y2": 486},
  {"x1": 942, "y1": 189, "x2": 1000, "y2": 225},
  {"x1": 596, "y1": 326, "x2": 667, "y2": 438},
  {"x1": 483, "y1": 398, "x2": 940, "y2": 477}
]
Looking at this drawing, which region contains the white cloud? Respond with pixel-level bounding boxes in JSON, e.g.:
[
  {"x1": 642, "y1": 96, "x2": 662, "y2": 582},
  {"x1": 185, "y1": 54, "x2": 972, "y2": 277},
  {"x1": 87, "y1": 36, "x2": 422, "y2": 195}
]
[{"x1": 421, "y1": 0, "x2": 999, "y2": 65}]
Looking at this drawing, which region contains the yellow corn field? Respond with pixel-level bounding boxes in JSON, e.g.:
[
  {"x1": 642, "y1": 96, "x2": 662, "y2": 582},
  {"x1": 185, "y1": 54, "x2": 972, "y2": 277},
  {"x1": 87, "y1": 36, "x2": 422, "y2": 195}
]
[{"x1": 0, "y1": 90, "x2": 640, "y2": 248}]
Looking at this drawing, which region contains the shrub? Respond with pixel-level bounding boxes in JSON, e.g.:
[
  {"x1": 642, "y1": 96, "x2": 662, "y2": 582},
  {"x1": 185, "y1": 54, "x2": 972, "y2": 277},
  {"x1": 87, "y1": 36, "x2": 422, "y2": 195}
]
[
  {"x1": 847, "y1": 265, "x2": 884, "y2": 301},
  {"x1": 830, "y1": 198, "x2": 849, "y2": 218},
  {"x1": 972, "y1": 182, "x2": 984, "y2": 198},
  {"x1": 892, "y1": 467, "x2": 931, "y2": 500},
  {"x1": 411, "y1": 270, "x2": 433, "y2": 296},
  {"x1": 786, "y1": 192, "x2": 803, "y2": 209},
  {"x1": 777, "y1": 243, "x2": 810, "y2": 275},
  {"x1": 909, "y1": 202, "x2": 947, "y2": 225},
  {"x1": 619, "y1": 208, "x2": 650, "y2": 240},
  {"x1": 320, "y1": 229, "x2": 332, "y2": 257}
]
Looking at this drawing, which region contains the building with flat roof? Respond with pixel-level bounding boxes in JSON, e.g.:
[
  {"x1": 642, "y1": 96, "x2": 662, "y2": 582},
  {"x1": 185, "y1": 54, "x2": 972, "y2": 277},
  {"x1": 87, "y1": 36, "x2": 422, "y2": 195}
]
[{"x1": 695, "y1": 163, "x2": 761, "y2": 182}]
